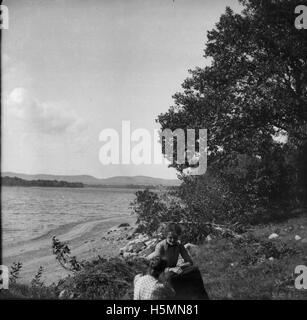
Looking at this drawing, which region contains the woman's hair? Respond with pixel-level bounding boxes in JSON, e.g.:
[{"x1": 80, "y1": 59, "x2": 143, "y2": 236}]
[
  {"x1": 165, "y1": 223, "x2": 182, "y2": 237},
  {"x1": 148, "y1": 257, "x2": 167, "y2": 279}
]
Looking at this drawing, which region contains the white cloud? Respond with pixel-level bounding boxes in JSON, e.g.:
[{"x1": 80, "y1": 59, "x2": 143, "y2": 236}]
[
  {"x1": 5, "y1": 87, "x2": 87, "y2": 135},
  {"x1": 2, "y1": 87, "x2": 91, "y2": 174}
]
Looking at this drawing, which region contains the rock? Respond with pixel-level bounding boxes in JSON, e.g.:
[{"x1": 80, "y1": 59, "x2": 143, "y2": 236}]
[
  {"x1": 118, "y1": 223, "x2": 130, "y2": 228},
  {"x1": 184, "y1": 243, "x2": 200, "y2": 256},
  {"x1": 230, "y1": 262, "x2": 238, "y2": 267},
  {"x1": 268, "y1": 233, "x2": 279, "y2": 240},
  {"x1": 123, "y1": 252, "x2": 137, "y2": 258},
  {"x1": 135, "y1": 238, "x2": 146, "y2": 244},
  {"x1": 59, "y1": 290, "x2": 67, "y2": 299},
  {"x1": 206, "y1": 235, "x2": 212, "y2": 242},
  {"x1": 139, "y1": 246, "x2": 155, "y2": 257},
  {"x1": 268, "y1": 257, "x2": 274, "y2": 261},
  {"x1": 132, "y1": 242, "x2": 146, "y2": 253},
  {"x1": 185, "y1": 243, "x2": 198, "y2": 249},
  {"x1": 124, "y1": 240, "x2": 147, "y2": 253},
  {"x1": 137, "y1": 234, "x2": 149, "y2": 242},
  {"x1": 119, "y1": 244, "x2": 128, "y2": 251},
  {"x1": 145, "y1": 239, "x2": 158, "y2": 247},
  {"x1": 295, "y1": 235, "x2": 302, "y2": 241}
]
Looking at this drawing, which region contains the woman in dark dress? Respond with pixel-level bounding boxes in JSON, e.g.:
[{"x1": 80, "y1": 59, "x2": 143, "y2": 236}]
[{"x1": 150, "y1": 223, "x2": 209, "y2": 300}]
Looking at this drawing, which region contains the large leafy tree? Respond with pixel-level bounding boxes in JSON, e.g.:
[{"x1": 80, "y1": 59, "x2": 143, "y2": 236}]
[{"x1": 157, "y1": 0, "x2": 307, "y2": 216}]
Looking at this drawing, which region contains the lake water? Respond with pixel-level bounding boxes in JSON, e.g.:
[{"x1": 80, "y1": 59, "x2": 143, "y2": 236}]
[{"x1": 1, "y1": 186, "x2": 137, "y2": 245}]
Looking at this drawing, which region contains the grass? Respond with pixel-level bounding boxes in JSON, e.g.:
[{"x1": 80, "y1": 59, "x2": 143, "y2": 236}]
[
  {"x1": 194, "y1": 216, "x2": 307, "y2": 300},
  {"x1": 0, "y1": 283, "x2": 58, "y2": 299}
]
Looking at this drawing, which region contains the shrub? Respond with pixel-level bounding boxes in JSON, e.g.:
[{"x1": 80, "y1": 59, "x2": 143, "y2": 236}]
[
  {"x1": 9, "y1": 262, "x2": 23, "y2": 284},
  {"x1": 131, "y1": 188, "x2": 188, "y2": 236},
  {"x1": 130, "y1": 178, "x2": 250, "y2": 243},
  {"x1": 52, "y1": 236, "x2": 83, "y2": 272},
  {"x1": 31, "y1": 266, "x2": 44, "y2": 288}
]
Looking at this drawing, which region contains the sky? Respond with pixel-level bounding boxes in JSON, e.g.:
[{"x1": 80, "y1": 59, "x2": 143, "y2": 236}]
[{"x1": 2, "y1": 0, "x2": 242, "y2": 179}]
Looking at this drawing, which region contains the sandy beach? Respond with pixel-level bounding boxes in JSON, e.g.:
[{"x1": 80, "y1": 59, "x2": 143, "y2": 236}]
[{"x1": 3, "y1": 215, "x2": 137, "y2": 285}]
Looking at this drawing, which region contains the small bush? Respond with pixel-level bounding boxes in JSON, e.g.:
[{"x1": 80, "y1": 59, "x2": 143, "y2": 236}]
[
  {"x1": 31, "y1": 266, "x2": 44, "y2": 288},
  {"x1": 52, "y1": 236, "x2": 83, "y2": 271},
  {"x1": 9, "y1": 262, "x2": 23, "y2": 285}
]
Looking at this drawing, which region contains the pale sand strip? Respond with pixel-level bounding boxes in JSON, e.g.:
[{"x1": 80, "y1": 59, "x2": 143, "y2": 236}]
[{"x1": 2, "y1": 215, "x2": 137, "y2": 285}]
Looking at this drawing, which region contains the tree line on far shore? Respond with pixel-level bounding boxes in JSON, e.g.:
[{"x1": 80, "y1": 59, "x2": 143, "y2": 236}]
[
  {"x1": 1, "y1": 176, "x2": 84, "y2": 188},
  {"x1": 1, "y1": 176, "x2": 171, "y2": 189}
]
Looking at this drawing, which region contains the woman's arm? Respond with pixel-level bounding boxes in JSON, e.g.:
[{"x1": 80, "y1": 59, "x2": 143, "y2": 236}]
[
  {"x1": 179, "y1": 244, "x2": 193, "y2": 266},
  {"x1": 146, "y1": 240, "x2": 164, "y2": 260}
]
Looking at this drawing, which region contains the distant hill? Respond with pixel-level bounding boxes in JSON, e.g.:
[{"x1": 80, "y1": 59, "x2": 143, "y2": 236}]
[{"x1": 1, "y1": 172, "x2": 180, "y2": 187}]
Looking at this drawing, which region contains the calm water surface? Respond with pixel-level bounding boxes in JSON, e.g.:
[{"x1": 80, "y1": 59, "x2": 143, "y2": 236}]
[{"x1": 2, "y1": 186, "x2": 137, "y2": 244}]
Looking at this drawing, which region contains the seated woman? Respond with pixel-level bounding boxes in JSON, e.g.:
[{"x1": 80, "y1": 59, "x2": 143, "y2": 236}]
[
  {"x1": 149, "y1": 223, "x2": 209, "y2": 300},
  {"x1": 134, "y1": 257, "x2": 175, "y2": 300}
]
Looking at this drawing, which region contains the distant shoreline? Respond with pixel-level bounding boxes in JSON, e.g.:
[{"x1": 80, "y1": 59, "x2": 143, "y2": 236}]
[
  {"x1": 2, "y1": 176, "x2": 84, "y2": 188},
  {"x1": 2, "y1": 171, "x2": 180, "y2": 187},
  {"x1": 83, "y1": 184, "x2": 176, "y2": 189},
  {"x1": 2, "y1": 176, "x2": 178, "y2": 189}
]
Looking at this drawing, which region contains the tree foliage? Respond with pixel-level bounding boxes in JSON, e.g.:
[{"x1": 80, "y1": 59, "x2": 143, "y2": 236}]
[
  {"x1": 157, "y1": 0, "x2": 307, "y2": 219},
  {"x1": 131, "y1": 188, "x2": 186, "y2": 235}
]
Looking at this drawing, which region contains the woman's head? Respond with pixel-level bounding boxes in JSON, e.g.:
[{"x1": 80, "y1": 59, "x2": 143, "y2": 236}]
[
  {"x1": 164, "y1": 223, "x2": 182, "y2": 245},
  {"x1": 148, "y1": 257, "x2": 167, "y2": 279}
]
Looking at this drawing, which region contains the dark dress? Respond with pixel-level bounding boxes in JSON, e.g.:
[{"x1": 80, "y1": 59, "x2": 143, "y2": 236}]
[
  {"x1": 162, "y1": 266, "x2": 209, "y2": 300},
  {"x1": 154, "y1": 240, "x2": 209, "y2": 300}
]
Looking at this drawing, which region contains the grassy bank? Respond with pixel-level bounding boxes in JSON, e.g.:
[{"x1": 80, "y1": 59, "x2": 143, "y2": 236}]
[{"x1": 196, "y1": 216, "x2": 307, "y2": 300}]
